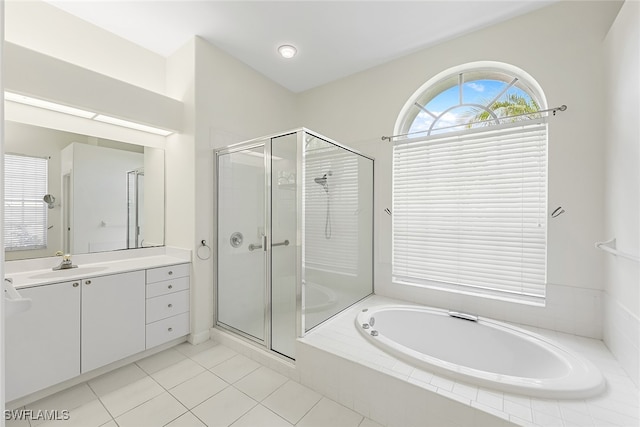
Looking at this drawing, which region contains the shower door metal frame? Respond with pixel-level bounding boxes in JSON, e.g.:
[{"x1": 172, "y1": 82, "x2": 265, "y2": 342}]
[
  {"x1": 297, "y1": 128, "x2": 376, "y2": 335},
  {"x1": 213, "y1": 139, "x2": 274, "y2": 351},
  {"x1": 213, "y1": 134, "x2": 300, "y2": 359},
  {"x1": 213, "y1": 127, "x2": 375, "y2": 360}
]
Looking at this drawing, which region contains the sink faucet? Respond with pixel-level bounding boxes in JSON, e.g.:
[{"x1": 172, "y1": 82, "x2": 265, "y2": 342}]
[{"x1": 53, "y1": 254, "x2": 78, "y2": 271}]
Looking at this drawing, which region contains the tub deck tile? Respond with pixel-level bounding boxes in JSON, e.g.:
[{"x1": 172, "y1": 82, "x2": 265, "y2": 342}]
[{"x1": 299, "y1": 294, "x2": 640, "y2": 427}]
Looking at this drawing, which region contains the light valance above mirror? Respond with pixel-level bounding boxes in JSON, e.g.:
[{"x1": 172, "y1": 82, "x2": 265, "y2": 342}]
[{"x1": 3, "y1": 42, "x2": 183, "y2": 149}]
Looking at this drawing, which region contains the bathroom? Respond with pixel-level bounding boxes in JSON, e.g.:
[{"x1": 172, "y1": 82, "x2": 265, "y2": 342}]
[{"x1": 1, "y1": 1, "x2": 638, "y2": 426}]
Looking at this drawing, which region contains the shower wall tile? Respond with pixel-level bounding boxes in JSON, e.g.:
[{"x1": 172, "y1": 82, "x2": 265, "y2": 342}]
[
  {"x1": 377, "y1": 281, "x2": 603, "y2": 339},
  {"x1": 604, "y1": 292, "x2": 640, "y2": 387}
]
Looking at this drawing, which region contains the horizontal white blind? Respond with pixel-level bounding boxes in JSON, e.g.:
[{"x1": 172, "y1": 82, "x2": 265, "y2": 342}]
[
  {"x1": 393, "y1": 120, "x2": 547, "y2": 300},
  {"x1": 305, "y1": 148, "x2": 359, "y2": 275},
  {"x1": 4, "y1": 154, "x2": 48, "y2": 251}
]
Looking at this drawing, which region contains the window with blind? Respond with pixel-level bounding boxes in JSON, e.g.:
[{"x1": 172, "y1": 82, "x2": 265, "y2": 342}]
[
  {"x1": 4, "y1": 154, "x2": 49, "y2": 251},
  {"x1": 392, "y1": 65, "x2": 548, "y2": 303}
]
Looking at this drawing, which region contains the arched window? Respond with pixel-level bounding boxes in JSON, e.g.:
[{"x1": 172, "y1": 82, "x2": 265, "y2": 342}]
[{"x1": 392, "y1": 62, "x2": 548, "y2": 303}]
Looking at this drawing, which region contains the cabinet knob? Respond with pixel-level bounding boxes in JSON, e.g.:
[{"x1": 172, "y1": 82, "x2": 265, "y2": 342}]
[
  {"x1": 168, "y1": 271, "x2": 173, "y2": 276},
  {"x1": 168, "y1": 284, "x2": 173, "y2": 289},
  {"x1": 168, "y1": 304, "x2": 173, "y2": 308},
  {"x1": 85, "y1": 280, "x2": 92, "y2": 285},
  {"x1": 73, "y1": 282, "x2": 79, "y2": 287},
  {"x1": 168, "y1": 327, "x2": 173, "y2": 332}
]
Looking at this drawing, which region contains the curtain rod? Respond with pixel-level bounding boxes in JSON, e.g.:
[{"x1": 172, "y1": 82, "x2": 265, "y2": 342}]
[{"x1": 382, "y1": 104, "x2": 567, "y2": 142}]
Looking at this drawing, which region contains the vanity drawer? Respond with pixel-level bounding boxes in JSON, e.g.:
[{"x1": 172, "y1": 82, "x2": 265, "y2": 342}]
[
  {"x1": 146, "y1": 290, "x2": 189, "y2": 323},
  {"x1": 146, "y1": 264, "x2": 190, "y2": 284},
  {"x1": 146, "y1": 312, "x2": 190, "y2": 349},
  {"x1": 146, "y1": 276, "x2": 189, "y2": 298}
]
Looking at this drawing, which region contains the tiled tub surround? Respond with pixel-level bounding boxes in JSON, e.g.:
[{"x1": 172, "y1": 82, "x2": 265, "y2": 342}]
[
  {"x1": 298, "y1": 295, "x2": 640, "y2": 427},
  {"x1": 353, "y1": 305, "x2": 605, "y2": 399},
  {"x1": 604, "y1": 292, "x2": 640, "y2": 388}
]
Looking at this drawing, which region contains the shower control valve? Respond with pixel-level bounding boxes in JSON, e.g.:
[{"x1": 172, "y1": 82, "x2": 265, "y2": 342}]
[{"x1": 230, "y1": 232, "x2": 244, "y2": 248}]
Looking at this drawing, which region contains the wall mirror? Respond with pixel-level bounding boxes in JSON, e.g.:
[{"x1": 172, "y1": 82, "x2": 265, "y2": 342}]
[{"x1": 4, "y1": 120, "x2": 165, "y2": 261}]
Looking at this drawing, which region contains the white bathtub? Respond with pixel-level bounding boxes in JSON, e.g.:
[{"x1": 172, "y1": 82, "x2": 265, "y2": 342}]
[{"x1": 355, "y1": 305, "x2": 605, "y2": 399}]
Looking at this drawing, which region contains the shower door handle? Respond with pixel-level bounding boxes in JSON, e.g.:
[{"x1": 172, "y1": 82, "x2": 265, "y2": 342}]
[
  {"x1": 248, "y1": 237, "x2": 289, "y2": 251},
  {"x1": 248, "y1": 243, "x2": 262, "y2": 251},
  {"x1": 248, "y1": 235, "x2": 268, "y2": 252}
]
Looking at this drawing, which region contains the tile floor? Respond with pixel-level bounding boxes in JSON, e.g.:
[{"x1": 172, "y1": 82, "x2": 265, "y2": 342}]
[{"x1": 7, "y1": 340, "x2": 382, "y2": 427}]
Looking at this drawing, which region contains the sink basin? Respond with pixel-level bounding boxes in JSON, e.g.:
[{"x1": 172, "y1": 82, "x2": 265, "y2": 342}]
[{"x1": 29, "y1": 266, "x2": 109, "y2": 280}]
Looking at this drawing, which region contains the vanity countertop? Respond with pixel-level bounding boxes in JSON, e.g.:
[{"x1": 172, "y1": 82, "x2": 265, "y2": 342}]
[{"x1": 7, "y1": 255, "x2": 190, "y2": 289}]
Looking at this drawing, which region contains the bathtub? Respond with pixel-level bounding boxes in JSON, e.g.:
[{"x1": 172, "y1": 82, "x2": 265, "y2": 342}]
[
  {"x1": 304, "y1": 282, "x2": 338, "y2": 313},
  {"x1": 355, "y1": 305, "x2": 605, "y2": 399}
]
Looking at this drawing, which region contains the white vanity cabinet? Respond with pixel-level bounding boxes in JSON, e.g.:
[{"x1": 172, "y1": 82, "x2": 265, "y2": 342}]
[
  {"x1": 81, "y1": 270, "x2": 146, "y2": 373},
  {"x1": 5, "y1": 263, "x2": 189, "y2": 402},
  {"x1": 145, "y1": 264, "x2": 190, "y2": 349},
  {"x1": 5, "y1": 281, "x2": 81, "y2": 402}
]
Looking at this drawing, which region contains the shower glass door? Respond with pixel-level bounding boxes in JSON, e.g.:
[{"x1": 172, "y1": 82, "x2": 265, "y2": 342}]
[
  {"x1": 216, "y1": 136, "x2": 299, "y2": 360},
  {"x1": 270, "y1": 133, "x2": 298, "y2": 359},
  {"x1": 216, "y1": 144, "x2": 267, "y2": 342}
]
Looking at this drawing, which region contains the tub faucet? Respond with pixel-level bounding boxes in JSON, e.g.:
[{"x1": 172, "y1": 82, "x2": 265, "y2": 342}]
[{"x1": 53, "y1": 254, "x2": 78, "y2": 271}]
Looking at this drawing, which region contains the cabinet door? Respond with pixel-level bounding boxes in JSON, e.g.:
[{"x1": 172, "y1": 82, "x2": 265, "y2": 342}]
[
  {"x1": 81, "y1": 270, "x2": 145, "y2": 373},
  {"x1": 5, "y1": 281, "x2": 81, "y2": 401}
]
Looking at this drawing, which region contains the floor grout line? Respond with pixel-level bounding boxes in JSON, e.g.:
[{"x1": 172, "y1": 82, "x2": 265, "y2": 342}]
[{"x1": 13, "y1": 341, "x2": 378, "y2": 427}]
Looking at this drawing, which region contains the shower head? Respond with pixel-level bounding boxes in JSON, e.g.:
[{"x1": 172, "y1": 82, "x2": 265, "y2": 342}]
[
  {"x1": 314, "y1": 175, "x2": 328, "y2": 192},
  {"x1": 314, "y1": 171, "x2": 333, "y2": 193}
]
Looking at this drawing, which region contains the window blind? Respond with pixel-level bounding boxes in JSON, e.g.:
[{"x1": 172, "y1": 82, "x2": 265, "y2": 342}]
[
  {"x1": 4, "y1": 154, "x2": 48, "y2": 251},
  {"x1": 305, "y1": 148, "x2": 359, "y2": 275},
  {"x1": 392, "y1": 119, "x2": 547, "y2": 301}
]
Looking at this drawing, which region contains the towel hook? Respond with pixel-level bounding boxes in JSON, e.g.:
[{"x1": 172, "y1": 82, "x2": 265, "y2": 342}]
[{"x1": 551, "y1": 206, "x2": 565, "y2": 218}]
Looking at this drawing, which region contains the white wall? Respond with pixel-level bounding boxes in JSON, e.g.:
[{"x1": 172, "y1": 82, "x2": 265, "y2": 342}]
[
  {"x1": 143, "y1": 147, "x2": 165, "y2": 247},
  {"x1": 298, "y1": 1, "x2": 623, "y2": 338},
  {"x1": 191, "y1": 37, "x2": 298, "y2": 340},
  {"x1": 602, "y1": 0, "x2": 640, "y2": 386},
  {"x1": 5, "y1": 1, "x2": 166, "y2": 94},
  {"x1": 164, "y1": 36, "x2": 299, "y2": 342}
]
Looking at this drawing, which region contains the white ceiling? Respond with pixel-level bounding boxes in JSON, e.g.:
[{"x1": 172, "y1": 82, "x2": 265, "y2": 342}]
[{"x1": 44, "y1": 1, "x2": 554, "y2": 93}]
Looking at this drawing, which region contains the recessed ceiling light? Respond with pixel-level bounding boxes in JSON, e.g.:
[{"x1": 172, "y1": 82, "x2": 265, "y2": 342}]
[{"x1": 278, "y1": 45, "x2": 297, "y2": 59}]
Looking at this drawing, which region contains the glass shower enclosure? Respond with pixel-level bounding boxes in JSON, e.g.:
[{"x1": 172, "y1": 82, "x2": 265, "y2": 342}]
[
  {"x1": 126, "y1": 169, "x2": 144, "y2": 248},
  {"x1": 214, "y1": 129, "x2": 373, "y2": 360}
]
